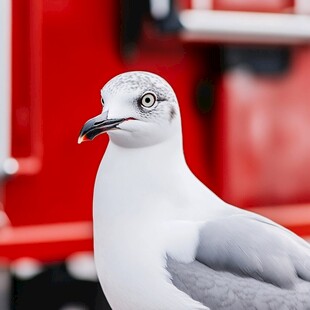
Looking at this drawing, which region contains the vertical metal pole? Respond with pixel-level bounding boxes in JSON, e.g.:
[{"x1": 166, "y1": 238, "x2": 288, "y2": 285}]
[
  {"x1": 0, "y1": 1, "x2": 12, "y2": 309},
  {"x1": 0, "y1": 0, "x2": 12, "y2": 167}
]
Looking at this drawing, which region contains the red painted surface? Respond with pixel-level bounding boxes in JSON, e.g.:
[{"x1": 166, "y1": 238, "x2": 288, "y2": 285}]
[
  {"x1": 0, "y1": 222, "x2": 92, "y2": 262},
  {"x1": 185, "y1": 0, "x2": 294, "y2": 12},
  {"x1": 216, "y1": 47, "x2": 310, "y2": 209},
  {"x1": 213, "y1": 0, "x2": 294, "y2": 12}
]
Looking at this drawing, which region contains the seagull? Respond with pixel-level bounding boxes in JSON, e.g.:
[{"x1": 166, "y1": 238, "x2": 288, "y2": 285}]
[{"x1": 78, "y1": 71, "x2": 310, "y2": 310}]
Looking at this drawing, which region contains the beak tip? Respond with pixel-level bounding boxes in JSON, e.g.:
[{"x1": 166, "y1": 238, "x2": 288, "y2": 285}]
[{"x1": 78, "y1": 135, "x2": 86, "y2": 144}]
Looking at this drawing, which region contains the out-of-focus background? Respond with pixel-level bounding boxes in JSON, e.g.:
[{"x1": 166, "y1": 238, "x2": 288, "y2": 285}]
[{"x1": 1, "y1": 0, "x2": 310, "y2": 309}]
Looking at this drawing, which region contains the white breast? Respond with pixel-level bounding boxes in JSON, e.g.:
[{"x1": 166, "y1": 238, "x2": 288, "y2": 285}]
[
  {"x1": 93, "y1": 215, "x2": 207, "y2": 310},
  {"x1": 92, "y1": 141, "x2": 218, "y2": 310}
]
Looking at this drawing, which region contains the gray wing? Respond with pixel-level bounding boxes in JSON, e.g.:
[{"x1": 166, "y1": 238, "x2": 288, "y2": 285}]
[
  {"x1": 166, "y1": 214, "x2": 310, "y2": 309},
  {"x1": 167, "y1": 256, "x2": 310, "y2": 310},
  {"x1": 196, "y1": 214, "x2": 310, "y2": 289}
]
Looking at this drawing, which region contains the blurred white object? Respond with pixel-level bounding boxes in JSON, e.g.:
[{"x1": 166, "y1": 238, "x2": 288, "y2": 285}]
[
  {"x1": 295, "y1": 0, "x2": 310, "y2": 14},
  {"x1": 2, "y1": 158, "x2": 19, "y2": 176},
  {"x1": 149, "y1": 0, "x2": 170, "y2": 19},
  {"x1": 0, "y1": 0, "x2": 12, "y2": 178},
  {"x1": 11, "y1": 257, "x2": 43, "y2": 280},
  {"x1": 192, "y1": 0, "x2": 213, "y2": 10},
  {"x1": 66, "y1": 252, "x2": 97, "y2": 281},
  {"x1": 180, "y1": 9, "x2": 310, "y2": 44}
]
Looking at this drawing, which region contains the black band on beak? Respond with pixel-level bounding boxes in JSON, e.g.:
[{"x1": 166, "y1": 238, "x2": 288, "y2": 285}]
[{"x1": 78, "y1": 112, "x2": 126, "y2": 143}]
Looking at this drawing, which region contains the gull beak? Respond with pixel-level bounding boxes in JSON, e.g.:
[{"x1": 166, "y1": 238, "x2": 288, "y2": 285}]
[{"x1": 78, "y1": 111, "x2": 126, "y2": 144}]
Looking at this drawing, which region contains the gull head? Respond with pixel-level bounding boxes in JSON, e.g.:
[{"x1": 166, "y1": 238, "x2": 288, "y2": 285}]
[{"x1": 78, "y1": 71, "x2": 181, "y2": 148}]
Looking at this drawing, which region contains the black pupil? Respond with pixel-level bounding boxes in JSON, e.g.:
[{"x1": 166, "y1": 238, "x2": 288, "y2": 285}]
[{"x1": 145, "y1": 97, "x2": 151, "y2": 103}]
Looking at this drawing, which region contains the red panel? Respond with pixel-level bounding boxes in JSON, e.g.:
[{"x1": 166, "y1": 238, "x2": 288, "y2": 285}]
[
  {"x1": 0, "y1": 222, "x2": 92, "y2": 262},
  {"x1": 213, "y1": 0, "x2": 294, "y2": 12},
  {"x1": 216, "y1": 47, "x2": 310, "y2": 208},
  {"x1": 11, "y1": 0, "x2": 41, "y2": 158},
  {"x1": 185, "y1": 0, "x2": 294, "y2": 12}
]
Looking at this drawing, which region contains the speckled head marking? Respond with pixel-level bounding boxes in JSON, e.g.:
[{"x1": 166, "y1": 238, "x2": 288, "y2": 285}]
[
  {"x1": 102, "y1": 71, "x2": 176, "y2": 103},
  {"x1": 79, "y1": 71, "x2": 181, "y2": 148}
]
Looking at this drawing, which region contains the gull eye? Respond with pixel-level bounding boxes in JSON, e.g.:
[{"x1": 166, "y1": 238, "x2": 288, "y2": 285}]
[
  {"x1": 101, "y1": 97, "x2": 104, "y2": 106},
  {"x1": 140, "y1": 92, "x2": 156, "y2": 108}
]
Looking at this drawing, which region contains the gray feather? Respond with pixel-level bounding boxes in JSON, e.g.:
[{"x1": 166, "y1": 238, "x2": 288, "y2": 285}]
[
  {"x1": 166, "y1": 213, "x2": 310, "y2": 309},
  {"x1": 167, "y1": 257, "x2": 310, "y2": 310},
  {"x1": 196, "y1": 214, "x2": 310, "y2": 289}
]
